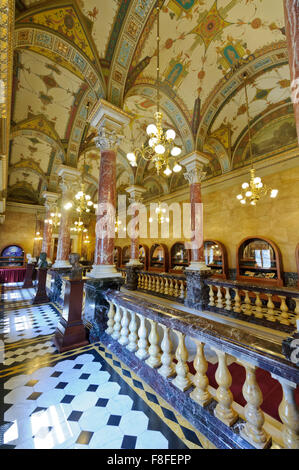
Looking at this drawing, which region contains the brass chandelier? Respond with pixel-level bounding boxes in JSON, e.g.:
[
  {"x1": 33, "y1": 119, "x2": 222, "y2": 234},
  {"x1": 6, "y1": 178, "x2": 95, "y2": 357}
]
[
  {"x1": 70, "y1": 217, "x2": 88, "y2": 233},
  {"x1": 149, "y1": 201, "x2": 169, "y2": 225},
  {"x1": 64, "y1": 153, "x2": 95, "y2": 213},
  {"x1": 45, "y1": 208, "x2": 61, "y2": 228},
  {"x1": 236, "y1": 72, "x2": 278, "y2": 206},
  {"x1": 126, "y1": 5, "x2": 182, "y2": 176}
]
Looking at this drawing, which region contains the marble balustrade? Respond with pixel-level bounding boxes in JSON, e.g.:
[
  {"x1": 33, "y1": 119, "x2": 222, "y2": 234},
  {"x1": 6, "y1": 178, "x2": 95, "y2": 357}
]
[
  {"x1": 100, "y1": 290, "x2": 299, "y2": 449},
  {"x1": 205, "y1": 278, "x2": 299, "y2": 333},
  {"x1": 135, "y1": 271, "x2": 187, "y2": 303}
]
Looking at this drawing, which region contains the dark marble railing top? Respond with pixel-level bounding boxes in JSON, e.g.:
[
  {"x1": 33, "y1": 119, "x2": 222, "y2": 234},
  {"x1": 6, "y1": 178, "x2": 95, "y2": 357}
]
[
  {"x1": 206, "y1": 277, "x2": 299, "y2": 298},
  {"x1": 139, "y1": 270, "x2": 186, "y2": 281},
  {"x1": 105, "y1": 289, "x2": 299, "y2": 383}
]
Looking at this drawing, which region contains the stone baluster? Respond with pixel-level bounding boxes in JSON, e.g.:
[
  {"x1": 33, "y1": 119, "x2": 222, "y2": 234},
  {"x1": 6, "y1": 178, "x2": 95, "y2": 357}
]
[
  {"x1": 112, "y1": 305, "x2": 122, "y2": 340},
  {"x1": 105, "y1": 301, "x2": 116, "y2": 335},
  {"x1": 164, "y1": 277, "x2": 169, "y2": 295},
  {"x1": 208, "y1": 285, "x2": 216, "y2": 307},
  {"x1": 190, "y1": 341, "x2": 212, "y2": 407},
  {"x1": 155, "y1": 276, "x2": 160, "y2": 293},
  {"x1": 216, "y1": 286, "x2": 224, "y2": 308},
  {"x1": 160, "y1": 277, "x2": 164, "y2": 294},
  {"x1": 254, "y1": 292, "x2": 263, "y2": 318},
  {"x1": 279, "y1": 296, "x2": 290, "y2": 325},
  {"x1": 272, "y1": 376, "x2": 299, "y2": 449},
  {"x1": 179, "y1": 280, "x2": 185, "y2": 300},
  {"x1": 168, "y1": 279, "x2": 174, "y2": 297},
  {"x1": 239, "y1": 361, "x2": 271, "y2": 448},
  {"x1": 233, "y1": 288, "x2": 242, "y2": 313},
  {"x1": 266, "y1": 294, "x2": 276, "y2": 322},
  {"x1": 127, "y1": 310, "x2": 138, "y2": 352},
  {"x1": 146, "y1": 319, "x2": 161, "y2": 368},
  {"x1": 144, "y1": 274, "x2": 148, "y2": 290},
  {"x1": 135, "y1": 314, "x2": 149, "y2": 360},
  {"x1": 158, "y1": 325, "x2": 175, "y2": 378},
  {"x1": 292, "y1": 297, "x2": 299, "y2": 330},
  {"x1": 172, "y1": 331, "x2": 192, "y2": 392},
  {"x1": 173, "y1": 280, "x2": 179, "y2": 297},
  {"x1": 119, "y1": 307, "x2": 129, "y2": 346},
  {"x1": 243, "y1": 290, "x2": 252, "y2": 316},
  {"x1": 212, "y1": 348, "x2": 238, "y2": 426},
  {"x1": 224, "y1": 287, "x2": 232, "y2": 311}
]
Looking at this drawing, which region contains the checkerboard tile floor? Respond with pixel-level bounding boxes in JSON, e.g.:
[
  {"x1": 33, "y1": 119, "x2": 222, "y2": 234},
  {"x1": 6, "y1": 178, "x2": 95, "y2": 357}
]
[
  {"x1": 0, "y1": 284, "x2": 205, "y2": 450},
  {"x1": 0, "y1": 301, "x2": 60, "y2": 344}
]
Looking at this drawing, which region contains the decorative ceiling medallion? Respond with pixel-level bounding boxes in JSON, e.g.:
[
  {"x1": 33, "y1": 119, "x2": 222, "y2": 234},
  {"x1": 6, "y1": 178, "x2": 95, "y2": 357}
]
[{"x1": 190, "y1": 1, "x2": 231, "y2": 51}]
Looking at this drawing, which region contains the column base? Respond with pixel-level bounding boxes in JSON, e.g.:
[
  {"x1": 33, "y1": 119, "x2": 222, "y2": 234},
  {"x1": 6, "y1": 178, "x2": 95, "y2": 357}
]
[
  {"x1": 184, "y1": 268, "x2": 212, "y2": 311},
  {"x1": 124, "y1": 264, "x2": 142, "y2": 290},
  {"x1": 52, "y1": 260, "x2": 71, "y2": 269},
  {"x1": 126, "y1": 259, "x2": 143, "y2": 267},
  {"x1": 86, "y1": 264, "x2": 122, "y2": 279},
  {"x1": 185, "y1": 261, "x2": 210, "y2": 272}
]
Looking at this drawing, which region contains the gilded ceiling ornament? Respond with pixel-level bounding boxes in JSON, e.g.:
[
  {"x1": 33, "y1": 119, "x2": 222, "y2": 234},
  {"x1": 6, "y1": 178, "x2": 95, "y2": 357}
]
[{"x1": 189, "y1": 2, "x2": 231, "y2": 51}]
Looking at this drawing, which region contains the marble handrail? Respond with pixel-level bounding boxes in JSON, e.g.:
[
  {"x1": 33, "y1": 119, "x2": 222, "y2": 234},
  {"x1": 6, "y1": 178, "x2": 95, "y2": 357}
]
[{"x1": 103, "y1": 289, "x2": 299, "y2": 449}]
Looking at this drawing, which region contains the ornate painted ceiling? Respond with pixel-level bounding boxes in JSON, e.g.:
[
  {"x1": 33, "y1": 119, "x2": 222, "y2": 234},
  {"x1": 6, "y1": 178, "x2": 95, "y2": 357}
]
[{"x1": 6, "y1": 0, "x2": 298, "y2": 206}]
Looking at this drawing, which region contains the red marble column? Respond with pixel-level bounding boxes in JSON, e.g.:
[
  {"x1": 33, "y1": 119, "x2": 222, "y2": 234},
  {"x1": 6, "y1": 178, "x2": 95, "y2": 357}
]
[
  {"x1": 52, "y1": 167, "x2": 80, "y2": 269},
  {"x1": 284, "y1": 0, "x2": 299, "y2": 145},
  {"x1": 190, "y1": 182, "x2": 204, "y2": 263},
  {"x1": 88, "y1": 128, "x2": 121, "y2": 278},
  {"x1": 42, "y1": 214, "x2": 53, "y2": 258},
  {"x1": 86, "y1": 100, "x2": 130, "y2": 279},
  {"x1": 41, "y1": 192, "x2": 59, "y2": 260},
  {"x1": 126, "y1": 185, "x2": 146, "y2": 266},
  {"x1": 32, "y1": 218, "x2": 43, "y2": 258},
  {"x1": 180, "y1": 151, "x2": 209, "y2": 271},
  {"x1": 94, "y1": 148, "x2": 116, "y2": 266}
]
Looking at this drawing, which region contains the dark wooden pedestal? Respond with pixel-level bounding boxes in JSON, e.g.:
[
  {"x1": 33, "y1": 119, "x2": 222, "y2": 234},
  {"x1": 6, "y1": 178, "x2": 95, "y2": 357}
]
[
  {"x1": 32, "y1": 268, "x2": 50, "y2": 304},
  {"x1": 53, "y1": 277, "x2": 89, "y2": 352},
  {"x1": 23, "y1": 264, "x2": 35, "y2": 288}
]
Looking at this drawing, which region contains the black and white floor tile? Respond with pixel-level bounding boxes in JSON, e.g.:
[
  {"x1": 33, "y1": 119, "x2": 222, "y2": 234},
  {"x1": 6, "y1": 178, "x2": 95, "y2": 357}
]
[{"x1": 0, "y1": 285, "x2": 207, "y2": 450}]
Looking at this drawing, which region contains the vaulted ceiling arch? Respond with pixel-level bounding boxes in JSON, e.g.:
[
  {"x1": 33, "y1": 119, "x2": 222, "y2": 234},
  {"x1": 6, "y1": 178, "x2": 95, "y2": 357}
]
[
  {"x1": 196, "y1": 43, "x2": 289, "y2": 151},
  {"x1": 14, "y1": 0, "x2": 106, "y2": 96}
]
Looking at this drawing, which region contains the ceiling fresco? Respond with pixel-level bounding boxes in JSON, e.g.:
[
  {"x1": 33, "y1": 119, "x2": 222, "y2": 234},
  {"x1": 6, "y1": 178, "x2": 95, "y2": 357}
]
[{"x1": 7, "y1": 0, "x2": 298, "y2": 207}]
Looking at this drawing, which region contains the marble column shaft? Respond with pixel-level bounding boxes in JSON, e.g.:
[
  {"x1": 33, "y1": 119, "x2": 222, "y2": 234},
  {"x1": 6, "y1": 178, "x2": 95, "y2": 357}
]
[
  {"x1": 53, "y1": 167, "x2": 81, "y2": 268},
  {"x1": 94, "y1": 148, "x2": 116, "y2": 266},
  {"x1": 190, "y1": 182, "x2": 204, "y2": 263},
  {"x1": 42, "y1": 208, "x2": 53, "y2": 258}
]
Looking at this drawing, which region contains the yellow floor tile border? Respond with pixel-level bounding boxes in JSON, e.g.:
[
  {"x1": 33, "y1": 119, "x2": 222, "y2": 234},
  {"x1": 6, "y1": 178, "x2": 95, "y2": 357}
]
[{"x1": 94, "y1": 343, "x2": 216, "y2": 450}]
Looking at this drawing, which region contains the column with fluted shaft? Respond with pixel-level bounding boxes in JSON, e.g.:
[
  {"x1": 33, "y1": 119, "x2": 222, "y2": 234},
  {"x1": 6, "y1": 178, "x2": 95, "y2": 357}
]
[
  {"x1": 180, "y1": 151, "x2": 211, "y2": 310},
  {"x1": 87, "y1": 99, "x2": 130, "y2": 279},
  {"x1": 41, "y1": 191, "x2": 59, "y2": 261},
  {"x1": 52, "y1": 166, "x2": 81, "y2": 269}
]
